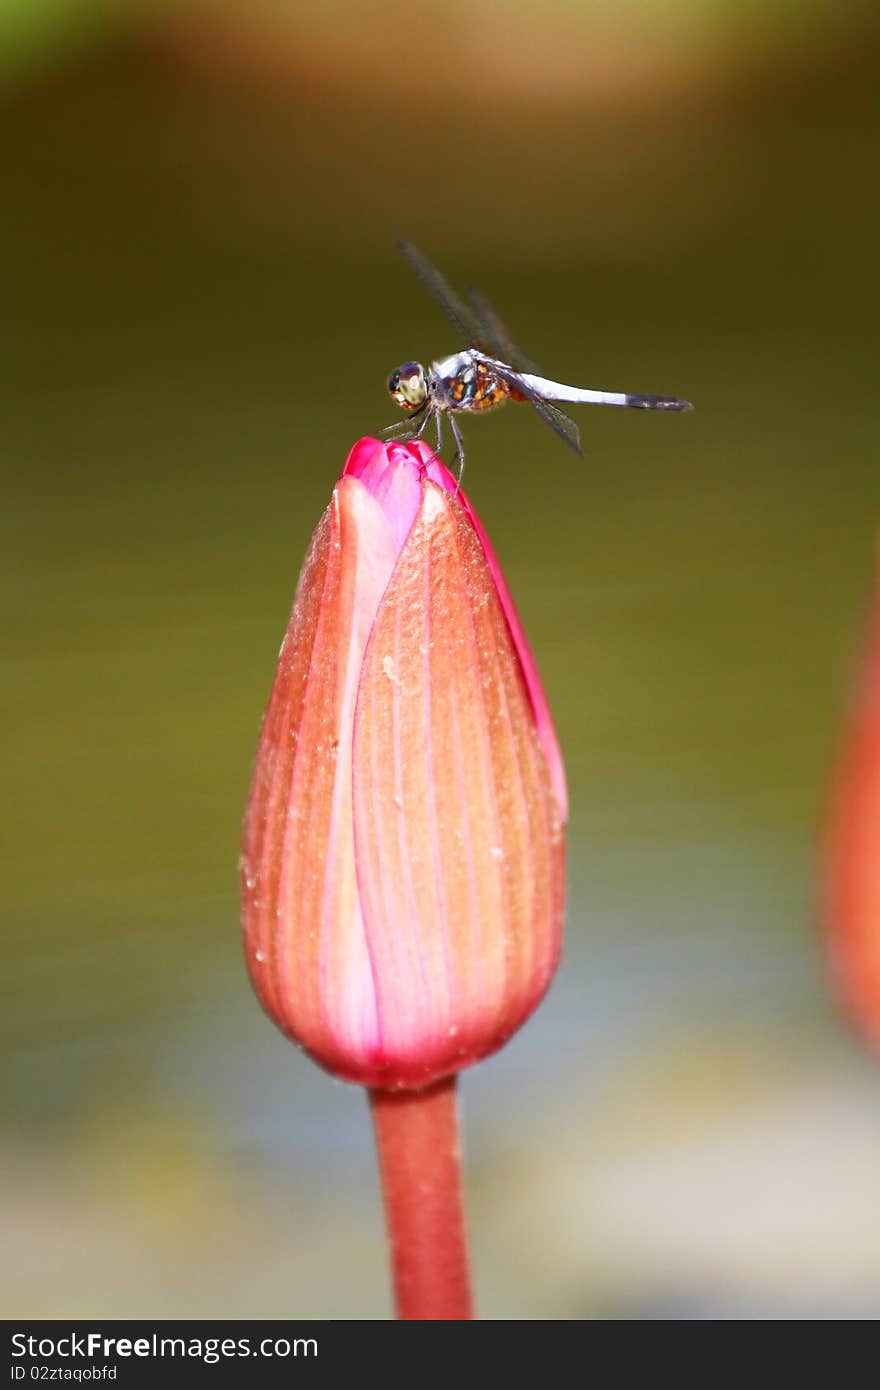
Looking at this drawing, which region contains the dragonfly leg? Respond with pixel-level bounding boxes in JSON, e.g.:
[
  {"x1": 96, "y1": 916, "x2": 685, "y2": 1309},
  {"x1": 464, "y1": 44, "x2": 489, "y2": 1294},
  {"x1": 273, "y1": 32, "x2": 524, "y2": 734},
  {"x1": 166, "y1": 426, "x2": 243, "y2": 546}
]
[
  {"x1": 447, "y1": 413, "x2": 466, "y2": 489},
  {"x1": 380, "y1": 404, "x2": 429, "y2": 443},
  {"x1": 414, "y1": 408, "x2": 434, "y2": 441},
  {"x1": 380, "y1": 418, "x2": 414, "y2": 439}
]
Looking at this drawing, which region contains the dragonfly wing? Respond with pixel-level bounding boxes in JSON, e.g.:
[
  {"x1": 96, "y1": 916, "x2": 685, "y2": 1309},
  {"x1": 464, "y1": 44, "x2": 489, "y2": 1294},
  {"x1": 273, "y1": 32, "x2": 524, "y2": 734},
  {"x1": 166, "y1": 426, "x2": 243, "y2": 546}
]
[
  {"x1": 472, "y1": 352, "x2": 582, "y2": 456},
  {"x1": 397, "y1": 240, "x2": 482, "y2": 347},
  {"x1": 464, "y1": 287, "x2": 544, "y2": 374},
  {"x1": 523, "y1": 393, "x2": 583, "y2": 456}
]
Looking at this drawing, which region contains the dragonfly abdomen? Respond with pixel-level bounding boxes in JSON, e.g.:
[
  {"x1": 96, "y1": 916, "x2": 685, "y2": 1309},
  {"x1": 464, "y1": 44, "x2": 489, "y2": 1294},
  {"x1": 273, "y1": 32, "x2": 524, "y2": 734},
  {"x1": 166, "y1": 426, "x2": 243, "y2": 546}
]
[
  {"x1": 518, "y1": 372, "x2": 692, "y2": 412},
  {"x1": 518, "y1": 373, "x2": 629, "y2": 407}
]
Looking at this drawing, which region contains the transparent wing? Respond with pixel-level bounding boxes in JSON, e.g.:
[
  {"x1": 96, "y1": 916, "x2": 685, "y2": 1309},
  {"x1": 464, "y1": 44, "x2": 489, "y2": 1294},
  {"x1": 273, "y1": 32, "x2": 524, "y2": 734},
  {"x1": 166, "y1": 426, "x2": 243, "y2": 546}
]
[
  {"x1": 522, "y1": 392, "x2": 583, "y2": 456},
  {"x1": 471, "y1": 352, "x2": 582, "y2": 455},
  {"x1": 397, "y1": 240, "x2": 483, "y2": 347},
  {"x1": 464, "y1": 286, "x2": 544, "y2": 375}
]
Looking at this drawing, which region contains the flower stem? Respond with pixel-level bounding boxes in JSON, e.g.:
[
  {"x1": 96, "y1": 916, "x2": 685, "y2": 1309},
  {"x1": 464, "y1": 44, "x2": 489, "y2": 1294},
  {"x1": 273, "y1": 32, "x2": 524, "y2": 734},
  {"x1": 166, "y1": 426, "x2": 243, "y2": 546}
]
[{"x1": 368, "y1": 1076, "x2": 473, "y2": 1320}]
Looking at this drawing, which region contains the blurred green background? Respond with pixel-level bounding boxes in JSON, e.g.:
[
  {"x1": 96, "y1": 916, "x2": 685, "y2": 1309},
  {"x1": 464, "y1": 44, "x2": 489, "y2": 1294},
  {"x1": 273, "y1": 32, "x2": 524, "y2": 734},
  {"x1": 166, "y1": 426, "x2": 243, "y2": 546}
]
[{"x1": 4, "y1": 0, "x2": 880, "y2": 1319}]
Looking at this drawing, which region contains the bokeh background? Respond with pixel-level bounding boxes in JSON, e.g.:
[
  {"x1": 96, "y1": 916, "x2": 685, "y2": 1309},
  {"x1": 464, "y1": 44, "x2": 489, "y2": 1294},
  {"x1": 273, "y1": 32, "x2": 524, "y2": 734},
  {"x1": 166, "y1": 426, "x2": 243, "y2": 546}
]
[{"x1": 4, "y1": 0, "x2": 880, "y2": 1319}]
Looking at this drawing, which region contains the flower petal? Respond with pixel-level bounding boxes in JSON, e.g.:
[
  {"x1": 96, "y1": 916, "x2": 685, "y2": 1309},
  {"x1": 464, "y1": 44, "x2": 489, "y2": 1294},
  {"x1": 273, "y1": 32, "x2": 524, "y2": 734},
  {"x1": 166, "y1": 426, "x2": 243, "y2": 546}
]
[
  {"x1": 349, "y1": 438, "x2": 568, "y2": 821},
  {"x1": 825, "y1": 562, "x2": 880, "y2": 1050},
  {"x1": 343, "y1": 437, "x2": 424, "y2": 551},
  {"x1": 241, "y1": 476, "x2": 401, "y2": 1078},
  {"x1": 351, "y1": 479, "x2": 566, "y2": 1088},
  {"x1": 452, "y1": 491, "x2": 569, "y2": 822}
]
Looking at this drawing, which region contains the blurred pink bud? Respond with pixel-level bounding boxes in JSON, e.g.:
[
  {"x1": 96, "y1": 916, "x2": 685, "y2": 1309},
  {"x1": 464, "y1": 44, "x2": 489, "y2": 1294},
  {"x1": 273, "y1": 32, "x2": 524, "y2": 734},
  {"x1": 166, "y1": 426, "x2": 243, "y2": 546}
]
[
  {"x1": 241, "y1": 437, "x2": 567, "y2": 1089},
  {"x1": 824, "y1": 558, "x2": 880, "y2": 1050}
]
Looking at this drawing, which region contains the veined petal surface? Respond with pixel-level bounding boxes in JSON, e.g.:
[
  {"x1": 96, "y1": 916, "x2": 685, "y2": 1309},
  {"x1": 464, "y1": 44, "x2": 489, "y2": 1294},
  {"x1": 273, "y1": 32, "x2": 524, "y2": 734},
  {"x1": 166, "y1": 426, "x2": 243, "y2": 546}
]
[
  {"x1": 242, "y1": 477, "x2": 400, "y2": 1078},
  {"x1": 352, "y1": 480, "x2": 565, "y2": 1087}
]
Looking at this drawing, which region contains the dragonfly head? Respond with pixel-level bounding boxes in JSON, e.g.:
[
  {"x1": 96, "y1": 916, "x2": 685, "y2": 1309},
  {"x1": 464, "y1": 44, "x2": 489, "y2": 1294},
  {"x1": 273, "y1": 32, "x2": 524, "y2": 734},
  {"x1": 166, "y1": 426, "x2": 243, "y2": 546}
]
[{"x1": 388, "y1": 361, "x2": 428, "y2": 413}]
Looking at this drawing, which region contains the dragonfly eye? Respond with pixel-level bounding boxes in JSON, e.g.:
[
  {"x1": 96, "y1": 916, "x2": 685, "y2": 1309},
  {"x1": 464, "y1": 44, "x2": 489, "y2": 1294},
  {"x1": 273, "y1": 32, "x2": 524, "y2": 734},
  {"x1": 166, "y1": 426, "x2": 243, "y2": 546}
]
[{"x1": 388, "y1": 361, "x2": 427, "y2": 412}]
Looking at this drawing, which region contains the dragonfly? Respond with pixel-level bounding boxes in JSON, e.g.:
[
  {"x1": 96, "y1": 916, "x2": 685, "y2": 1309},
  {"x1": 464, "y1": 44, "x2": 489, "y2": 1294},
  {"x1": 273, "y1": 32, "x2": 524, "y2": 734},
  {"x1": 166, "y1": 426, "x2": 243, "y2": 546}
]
[{"x1": 384, "y1": 240, "x2": 692, "y2": 478}]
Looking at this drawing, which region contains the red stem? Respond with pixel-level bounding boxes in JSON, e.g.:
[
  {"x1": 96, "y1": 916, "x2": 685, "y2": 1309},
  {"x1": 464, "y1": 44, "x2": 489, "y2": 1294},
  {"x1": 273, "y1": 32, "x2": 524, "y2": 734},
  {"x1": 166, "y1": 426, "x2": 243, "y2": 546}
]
[{"x1": 368, "y1": 1076, "x2": 473, "y2": 1320}]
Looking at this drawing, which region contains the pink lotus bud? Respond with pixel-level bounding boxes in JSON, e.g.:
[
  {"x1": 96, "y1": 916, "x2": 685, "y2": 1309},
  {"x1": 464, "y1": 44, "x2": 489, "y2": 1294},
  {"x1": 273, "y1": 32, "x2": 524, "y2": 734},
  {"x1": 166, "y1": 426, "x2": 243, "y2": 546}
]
[
  {"x1": 824, "y1": 558, "x2": 880, "y2": 1050},
  {"x1": 241, "y1": 437, "x2": 567, "y2": 1089}
]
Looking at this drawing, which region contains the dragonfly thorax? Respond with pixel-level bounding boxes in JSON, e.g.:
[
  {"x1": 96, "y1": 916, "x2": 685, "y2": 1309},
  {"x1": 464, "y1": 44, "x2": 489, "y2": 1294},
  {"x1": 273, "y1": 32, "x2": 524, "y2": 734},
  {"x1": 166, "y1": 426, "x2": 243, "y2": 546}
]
[{"x1": 388, "y1": 361, "x2": 428, "y2": 413}]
